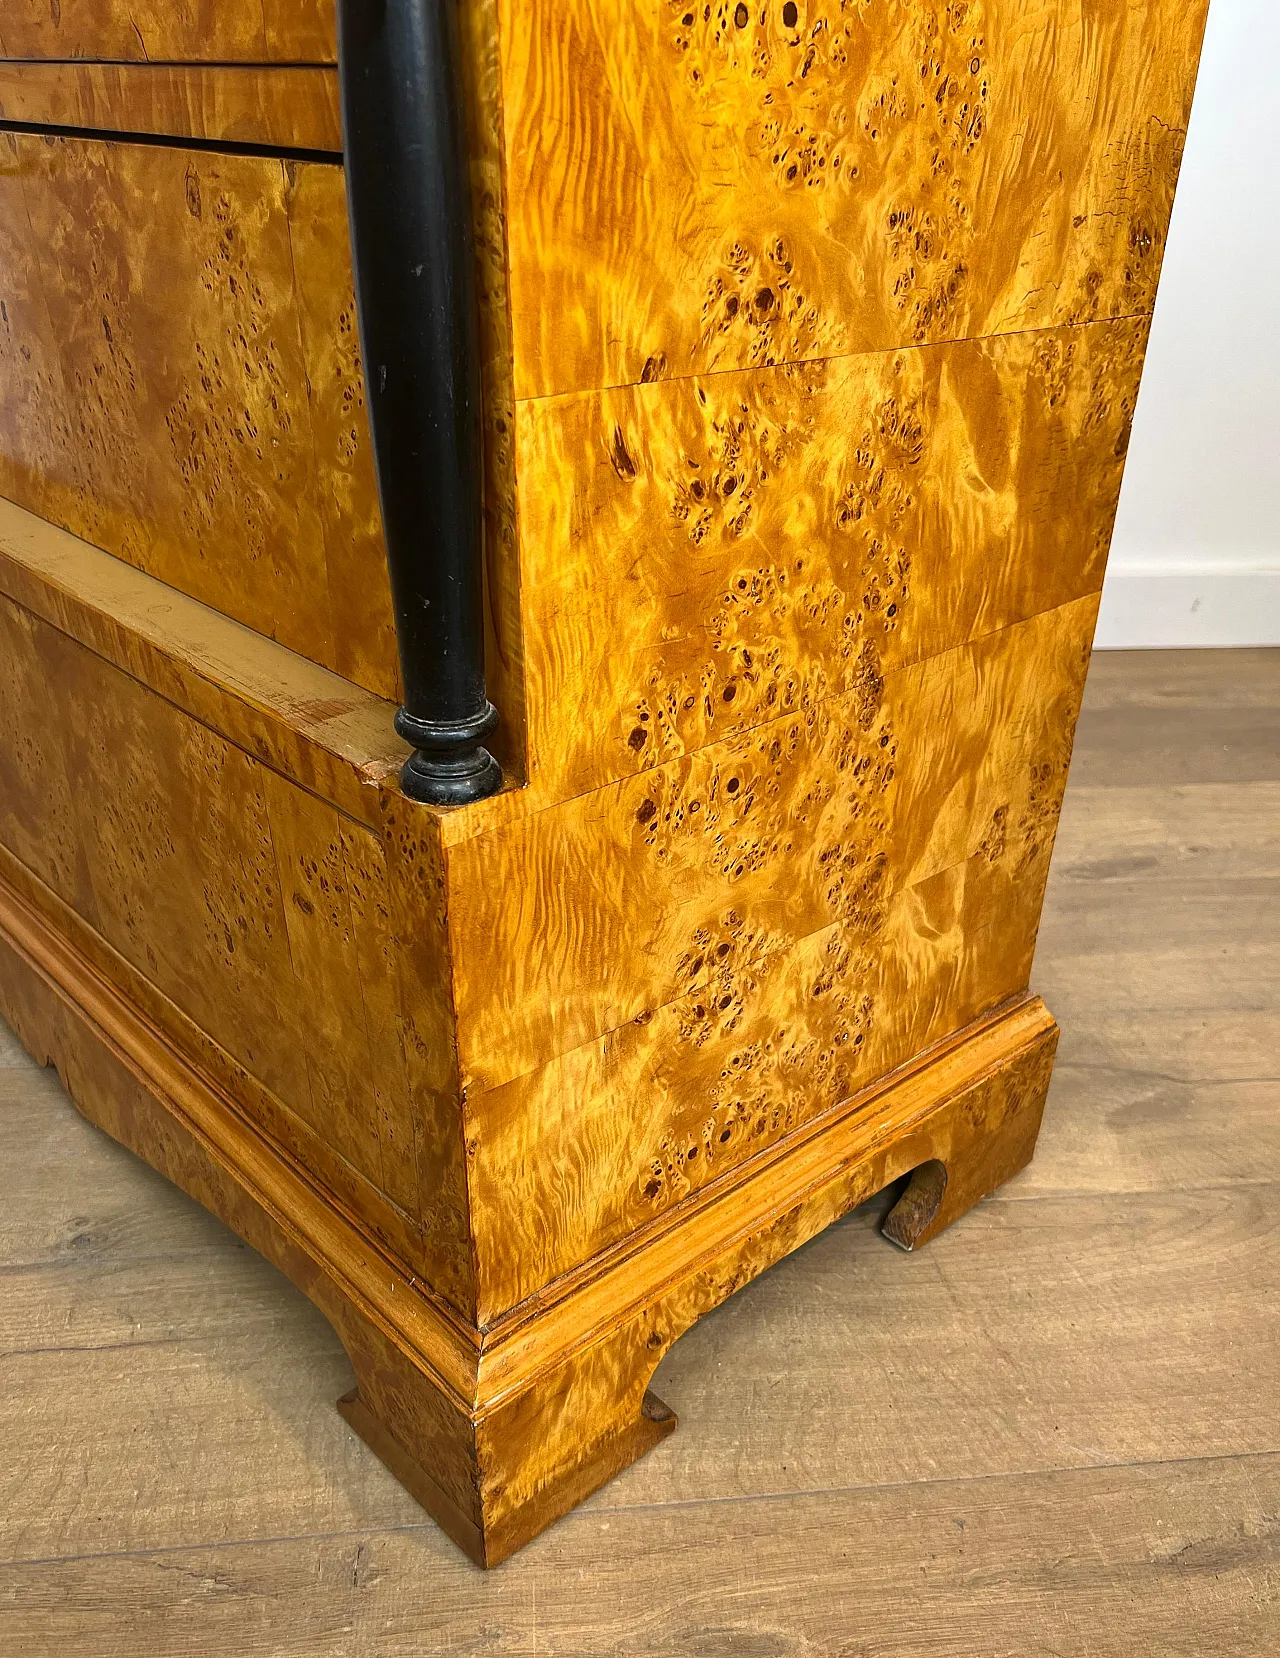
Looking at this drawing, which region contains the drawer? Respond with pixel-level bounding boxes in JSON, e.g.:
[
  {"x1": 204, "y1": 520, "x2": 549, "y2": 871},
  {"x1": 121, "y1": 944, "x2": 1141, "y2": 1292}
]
[
  {"x1": 0, "y1": 129, "x2": 398, "y2": 700},
  {"x1": 0, "y1": 1, "x2": 334, "y2": 63},
  {"x1": 0, "y1": 61, "x2": 341, "y2": 150}
]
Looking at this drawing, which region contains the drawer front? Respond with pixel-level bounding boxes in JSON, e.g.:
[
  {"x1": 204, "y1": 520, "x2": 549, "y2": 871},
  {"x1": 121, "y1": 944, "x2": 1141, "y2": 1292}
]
[
  {"x1": 0, "y1": 130, "x2": 399, "y2": 700},
  {"x1": 0, "y1": 1, "x2": 333, "y2": 63},
  {"x1": 0, "y1": 62, "x2": 341, "y2": 151}
]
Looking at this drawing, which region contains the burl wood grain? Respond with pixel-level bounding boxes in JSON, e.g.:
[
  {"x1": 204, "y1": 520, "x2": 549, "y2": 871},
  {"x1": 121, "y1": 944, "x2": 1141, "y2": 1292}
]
[
  {"x1": 0, "y1": 491, "x2": 1089, "y2": 1331},
  {"x1": 0, "y1": 63, "x2": 342, "y2": 152},
  {"x1": 0, "y1": 1, "x2": 332, "y2": 62},
  {"x1": 0, "y1": 495, "x2": 407, "y2": 832},
  {"x1": 461, "y1": 1004, "x2": 1058, "y2": 1565},
  {"x1": 461, "y1": 0, "x2": 529, "y2": 776},
  {"x1": 0, "y1": 589, "x2": 452, "y2": 1288},
  {"x1": 499, "y1": 0, "x2": 1209, "y2": 399},
  {"x1": 0, "y1": 4, "x2": 1205, "y2": 809},
  {"x1": 453, "y1": 598, "x2": 1091, "y2": 1088},
  {"x1": 0, "y1": 40, "x2": 525, "y2": 763},
  {"x1": 0, "y1": 0, "x2": 1210, "y2": 1570},
  {"x1": 518, "y1": 317, "x2": 1144, "y2": 802},
  {"x1": 458, "y1": 597, "x2": 1091, "y2": 1313},
  {"x1": 0, "y1": 133, "x2": 397, "y2": 701},
  {"x1": 0, "y1": 852, "x2": 1057, "y2": 1566}
]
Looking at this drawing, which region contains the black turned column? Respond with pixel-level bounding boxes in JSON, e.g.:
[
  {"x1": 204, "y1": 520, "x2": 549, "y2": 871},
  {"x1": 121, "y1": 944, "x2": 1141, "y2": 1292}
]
[{"x1": 336, "y1": 0, "x2": 502, "y2": 806}]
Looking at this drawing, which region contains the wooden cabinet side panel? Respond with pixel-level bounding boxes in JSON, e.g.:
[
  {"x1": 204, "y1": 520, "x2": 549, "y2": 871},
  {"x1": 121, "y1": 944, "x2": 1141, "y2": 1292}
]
[
  {"x1": 517, "y1": 316, "x2": 1145, "y2": 803},
  {"x1": 462, "y1": 597, "x2": 1092, "y2": 1312},
  {"x1": 451, "y1": 595, "x2": 1092, "y2": 1094},
  {"x1": 497, "y1": 0, "x2": 1209, "y2": 400}
]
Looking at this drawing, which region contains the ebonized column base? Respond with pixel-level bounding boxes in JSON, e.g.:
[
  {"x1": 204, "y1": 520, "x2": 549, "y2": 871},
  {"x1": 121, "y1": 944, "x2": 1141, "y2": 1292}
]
[{"x1": 394, "y1": 704, "x2": 503, "y2": 806}]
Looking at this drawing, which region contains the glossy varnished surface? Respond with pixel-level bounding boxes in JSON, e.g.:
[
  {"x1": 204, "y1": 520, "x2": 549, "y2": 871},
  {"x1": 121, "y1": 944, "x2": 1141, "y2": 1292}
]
[
  {"x1": 0, "y1": 0, "x2": 332, "y2": 61},
  {"x1": 0, "y1": 135, "x2": 397, "y2": 700},
  {"x1": 0, "y1": 0, "x2": 1212, "y2": 1565},
  {"x1": 0, "y1": 2, "x2": 1206, "y2": 799},
  {"x1": 0, "y1": 494, "x2": 1094, "y2": 1328},
  {"x1": 0, "y1": 597, "x2": 426, "y2": 1248},
  {"x1": 0, "y1": 63, "x2": 342, "y2": 150},
  {"x1": 0, "y1": 509, "x2": 486, "y2": 1316},
  {"x1": 0, "y1": 59, "x2": 524, "y2": 751},
  {"x1": 457, "y1": 598, "x2": 1093, "y2": 1313},
  {"x1": 455, "y1": 599, "x2": 1092, "y2": 1091},
  {"x1": 0, "y1": 844, "x2": 1058, "y2": 1565},
  {"x1": 516, "y1": 319, "x2": 1143, "y2": 802},
  {"x1": 1, "y1": 649, "x2": 1276, "y2": 1647},
  {"x1": 498, "y1": 0, "x2": 1210, "y2": 399}
]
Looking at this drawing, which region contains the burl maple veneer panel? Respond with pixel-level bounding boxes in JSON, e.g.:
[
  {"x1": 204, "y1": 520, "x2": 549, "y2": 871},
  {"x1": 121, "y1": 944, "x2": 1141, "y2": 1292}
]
[
  {"x1": 499, "y1": 0, "x2": 1207, "y2": 400},
  {"x1": 0, "y1": 0, "x2": 333, "y2": 61},
  {"x1": 461, "y1": 597, "x2": 1094, "y2": 1316},
  {"x1": 0, "y1": 37, "x2": 524, "y2": 762},
  {"x1": 0, "y1": 495, "x2": 1083, "y2": 1553},
  {"x1": 0, "y1": 509, "x2": 1088, "y2": 1329},
  {"x1": 0, "y1": 134, "x2": 396, "y2": 700},
  {"x1": 0, "y1": 0, "x2": 1209, "y2": 1570},
  {"x1": 517, "y1": 317, "x2": 1144, "y2": 801},
  {"x1": 0, "y1": 588, "x2": 452, "y2": 1268},
  {"x1": 0, "y1": 62, "x2": 343, "y2": 150}
]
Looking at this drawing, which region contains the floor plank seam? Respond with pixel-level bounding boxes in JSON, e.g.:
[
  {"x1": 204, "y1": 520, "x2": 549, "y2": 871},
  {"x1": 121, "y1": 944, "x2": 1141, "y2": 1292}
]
[
  {"x1": 0, "y1": 1248, "x2": 252, "y2": 1279},
  {"x1": 989, "y1": 1175, "x2": 1280, "y2": 1204},
  {"x1": 588, "y1": 1445, "x2": 1280, "y2": 1522},
  {"x1": 1052, "y1": 1062, "x2": 1280, "y2": 1087},
  {"x1": 2, "y1": 1446, "x2": 1277, "y2": 1574},
  {"x1": 0, "y1": 1335, "x2": 248, "y2": 1363}
]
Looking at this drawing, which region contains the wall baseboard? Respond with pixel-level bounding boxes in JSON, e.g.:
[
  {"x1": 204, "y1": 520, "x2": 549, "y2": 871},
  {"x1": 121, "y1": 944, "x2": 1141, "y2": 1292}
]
[{"x1": 1095, "y1": 566, "x2": 1280, "y2": 649}]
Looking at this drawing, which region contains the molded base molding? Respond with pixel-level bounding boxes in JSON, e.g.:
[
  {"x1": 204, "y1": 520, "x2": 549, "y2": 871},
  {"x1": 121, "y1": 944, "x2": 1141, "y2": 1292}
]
[{"x1": 0, "y1": 864, "x2": 1057, "y2": 1567}]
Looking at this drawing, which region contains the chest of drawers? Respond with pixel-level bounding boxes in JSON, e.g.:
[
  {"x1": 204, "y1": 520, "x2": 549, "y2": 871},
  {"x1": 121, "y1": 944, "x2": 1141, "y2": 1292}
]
[{"x1": 0, "y1": 0, "x2": 1208, "y2": 1564}]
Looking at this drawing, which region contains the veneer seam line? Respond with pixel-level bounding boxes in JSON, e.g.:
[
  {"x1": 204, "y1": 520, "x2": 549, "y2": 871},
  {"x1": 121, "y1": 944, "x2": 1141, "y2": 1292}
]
[
  {"x1": 512, "y1": 310, "x2": 1156, "y2": 409},
  {"x1": 0, "y1": 507, "x2": 1096, "y2": 851},
  {"x1": 456, "y1": 590, "x2": 1104, "y2": 860}
]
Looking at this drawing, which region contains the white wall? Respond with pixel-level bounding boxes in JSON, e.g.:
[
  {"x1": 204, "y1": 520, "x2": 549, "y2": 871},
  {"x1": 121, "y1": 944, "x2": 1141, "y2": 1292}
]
[{"x1": 1095, "y1": 0, "x2": 1280, "y2": 648}]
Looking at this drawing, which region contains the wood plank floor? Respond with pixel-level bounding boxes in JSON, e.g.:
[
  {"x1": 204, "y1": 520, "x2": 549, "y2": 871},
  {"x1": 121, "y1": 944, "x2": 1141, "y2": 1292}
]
[{"x1": 2, "y1": 648, "x2": 1278, "y2": 1656}]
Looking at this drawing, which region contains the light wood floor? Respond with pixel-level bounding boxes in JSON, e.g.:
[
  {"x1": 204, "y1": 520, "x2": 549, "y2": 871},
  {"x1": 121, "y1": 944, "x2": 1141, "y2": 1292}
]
[{"x1": 2, "y1": 648, "x2": 1278, "y2": 1656}]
